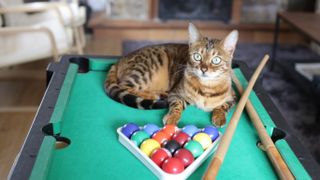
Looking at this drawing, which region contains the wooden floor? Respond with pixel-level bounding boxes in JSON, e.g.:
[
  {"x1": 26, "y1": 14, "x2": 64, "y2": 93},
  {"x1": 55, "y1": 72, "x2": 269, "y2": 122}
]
[{"x1": 0, "y1": 36, "x2": 121, "y2": 179}]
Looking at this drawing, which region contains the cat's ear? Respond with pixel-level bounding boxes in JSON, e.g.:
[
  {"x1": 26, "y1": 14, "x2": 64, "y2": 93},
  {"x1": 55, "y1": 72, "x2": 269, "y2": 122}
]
[
  {"x1": 188, "y1": 23, "x2": 201, "y2": 44},
  {"x1": 221, "y1": 30, "x2": 238, "y2": 55}
]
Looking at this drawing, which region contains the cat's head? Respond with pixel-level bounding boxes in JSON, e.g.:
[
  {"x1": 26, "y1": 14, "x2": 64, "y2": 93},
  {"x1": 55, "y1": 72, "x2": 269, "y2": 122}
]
[{"x1": 187, "y1": 23, "x2": 238, "y2": 80}]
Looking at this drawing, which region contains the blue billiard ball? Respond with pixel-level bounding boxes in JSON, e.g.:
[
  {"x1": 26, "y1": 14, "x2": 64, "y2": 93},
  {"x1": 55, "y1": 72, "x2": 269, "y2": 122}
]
[
  {"x1": 202, "y1": 125, "x2": 219, "y2": 141},
  {"x1": 182, "y1": 125, "x2": 199, "y2": 138},
  {"x1": 121, "y1": 123, "x2": 140, "y2": 138},
  {"x1": 143, "y1": 123, "x2": 160, "y2": 136}
]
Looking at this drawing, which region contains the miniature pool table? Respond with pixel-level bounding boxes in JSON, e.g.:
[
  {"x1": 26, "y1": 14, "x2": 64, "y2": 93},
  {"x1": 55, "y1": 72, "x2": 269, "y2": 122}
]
[{"x1": 10, "y1": 55, "x2": 320, "y2": 179}]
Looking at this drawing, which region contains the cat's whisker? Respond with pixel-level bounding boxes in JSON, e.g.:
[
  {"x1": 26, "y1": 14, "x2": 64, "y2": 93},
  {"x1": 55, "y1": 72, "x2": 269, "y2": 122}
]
[{"x1": 171, "y1": 68, "x2": 187, "y2": 77}]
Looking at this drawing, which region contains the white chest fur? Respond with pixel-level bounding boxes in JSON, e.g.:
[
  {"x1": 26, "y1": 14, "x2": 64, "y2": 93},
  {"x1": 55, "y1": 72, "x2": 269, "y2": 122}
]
[{"x1": 188, "y1": 92, "x2": 233, "y2": 112}]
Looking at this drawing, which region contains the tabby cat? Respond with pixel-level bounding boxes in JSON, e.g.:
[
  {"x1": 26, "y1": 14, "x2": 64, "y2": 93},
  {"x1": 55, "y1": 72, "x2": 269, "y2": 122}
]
[{"x1": 105, "y1": 23, "x2": 238, "y2": 127}]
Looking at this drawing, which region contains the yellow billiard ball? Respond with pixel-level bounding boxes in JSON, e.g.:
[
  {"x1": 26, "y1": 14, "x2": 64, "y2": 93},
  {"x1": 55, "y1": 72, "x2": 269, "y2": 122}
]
[
  {"x1": 140, "y1": 139, "x2": 161, "y2": 157},
  {"x1": 193, "y1": 133, "x2": 212, "y2": 150}
]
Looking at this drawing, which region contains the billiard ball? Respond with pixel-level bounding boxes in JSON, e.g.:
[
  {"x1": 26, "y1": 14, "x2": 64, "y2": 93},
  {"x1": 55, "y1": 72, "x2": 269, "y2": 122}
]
[
  {"x1": 151, "y1": 148, "x2": 172, "y2": 167},
  {"x1": 131, "y1": 130, "x2": 150, "y2": 146},
  {"x1": 140, "y1": 139, "x2": 161, "y2": 157},
  {"x1": 152, "y1": 131, "x2": 170, "y2": 145},
  {"x1": 121, "y1": 123, "x2": 140, "y2": 138},
  {"x1": 202, "y1": 125, "x2": 219, "y2": 141},
  {"x1": 172, "y1": 132, "x2": 190, "y2": 146},
  {"x1": 182, "y1": 125, "x2": 199, "y2": 138},
  {"x1": 162, "y1": 124, "x2": 178, "y2": 137},
  {"x1": 174, "y1": 148, "x2": 194, "y2": 167},
  {"x1": 162, "y1": 157, "x2": 185, "y2": 174},
  {"x1": 193, "y1": 133, "x2": 212, "y2": 150},
  {"x1": 184, "y1": 140, "x2": 204, "y2": 158},
  {"x1": 163, "y1": 140, "x2": 181, "y2": 154},
  {"x1": 143, "y1": 124, "x2": 160, "y2": 136}
]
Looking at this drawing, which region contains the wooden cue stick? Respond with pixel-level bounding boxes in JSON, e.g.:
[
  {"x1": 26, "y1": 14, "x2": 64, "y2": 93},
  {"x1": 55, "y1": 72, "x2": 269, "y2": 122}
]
[
  {"x1": 231, "y1": 73, "x2": 295, "y2": 180},
  {"x1": 203, "y1": 55, "x2": 269, "y2": 180}
]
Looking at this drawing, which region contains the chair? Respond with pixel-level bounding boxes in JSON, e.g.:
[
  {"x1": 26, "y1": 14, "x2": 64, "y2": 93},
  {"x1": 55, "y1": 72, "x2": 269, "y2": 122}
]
[
  {"x1": 0, "y1": 0, "x2": 85, "y2": 113},
  {"x1": 0, "y1": 0, "x2": 86, "y2": 68},
  {"x1": 4, "y1": 0, "x2": 86, "y2": 52},
  {"x1": 56, "y1": 0, "x2": 87, "y2": 53}
]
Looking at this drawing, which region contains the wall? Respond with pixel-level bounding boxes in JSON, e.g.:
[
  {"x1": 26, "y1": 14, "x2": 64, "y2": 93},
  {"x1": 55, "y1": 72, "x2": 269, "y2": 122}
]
[{"x1": 241, "y1": 0, "x2": 288, "y2": 23}]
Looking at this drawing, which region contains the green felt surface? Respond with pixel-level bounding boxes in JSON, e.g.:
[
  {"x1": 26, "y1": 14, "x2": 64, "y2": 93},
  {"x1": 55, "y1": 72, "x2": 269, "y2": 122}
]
[{"x1": 31, "y1": 58, "x2": 310, "y2": 180}]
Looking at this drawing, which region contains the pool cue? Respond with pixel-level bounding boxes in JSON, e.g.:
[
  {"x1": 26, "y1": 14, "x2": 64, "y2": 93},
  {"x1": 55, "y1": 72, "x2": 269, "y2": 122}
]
[
  {"x1": 203, "y1": 55, "x2": 269, "y2": 180},
  {"x1": 231, "y1": 73, "x2": 295, "y2": 180}
]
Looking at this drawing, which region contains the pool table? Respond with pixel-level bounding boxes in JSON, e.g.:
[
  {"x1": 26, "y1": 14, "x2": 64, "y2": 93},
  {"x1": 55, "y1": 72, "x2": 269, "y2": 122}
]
[{"x1": 10, "y1": 55, "x2": 320, "y2": 179}]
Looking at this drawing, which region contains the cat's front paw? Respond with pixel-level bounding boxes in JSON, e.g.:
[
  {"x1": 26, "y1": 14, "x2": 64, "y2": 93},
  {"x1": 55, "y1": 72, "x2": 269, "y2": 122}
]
[
  {"x1": 212, "y1": 112, "x2": 226, "y2": 128},
  {"x1": 163, "y1": 113, "x2": 181, "y2": 125}
]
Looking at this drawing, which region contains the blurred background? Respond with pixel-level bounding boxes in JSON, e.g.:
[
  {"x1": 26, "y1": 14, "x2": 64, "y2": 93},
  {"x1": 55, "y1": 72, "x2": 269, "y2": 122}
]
[{"x1": 0, "y1": 0, "x2": 319, "y2": 178}]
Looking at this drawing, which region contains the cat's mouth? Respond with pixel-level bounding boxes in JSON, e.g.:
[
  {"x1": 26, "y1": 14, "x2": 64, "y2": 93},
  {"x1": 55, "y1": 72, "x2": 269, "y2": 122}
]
[{"x1": 193, "y1": 69, "x2": 222, "y2": 80}]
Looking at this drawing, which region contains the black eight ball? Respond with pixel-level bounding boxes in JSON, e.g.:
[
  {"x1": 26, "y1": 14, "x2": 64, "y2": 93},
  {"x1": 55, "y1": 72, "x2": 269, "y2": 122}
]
[{"x1": 163, "y1": 140, "x2": 181, "y2": 154}]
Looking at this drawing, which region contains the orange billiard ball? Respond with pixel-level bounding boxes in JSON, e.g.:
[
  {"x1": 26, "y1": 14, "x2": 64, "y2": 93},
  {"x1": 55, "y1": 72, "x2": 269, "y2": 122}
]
[
  {"x1": 152, "y1": 131, "x2": 170, "y2": 145},
  {"x1": 162, "y1": 125, "x2": 178, "y2": 137}
]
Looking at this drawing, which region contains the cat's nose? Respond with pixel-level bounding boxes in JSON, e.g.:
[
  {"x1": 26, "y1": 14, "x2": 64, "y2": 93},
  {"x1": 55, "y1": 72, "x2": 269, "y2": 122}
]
[{"x1": 200, "y1": 65, "x2": 208, "y2": 74}]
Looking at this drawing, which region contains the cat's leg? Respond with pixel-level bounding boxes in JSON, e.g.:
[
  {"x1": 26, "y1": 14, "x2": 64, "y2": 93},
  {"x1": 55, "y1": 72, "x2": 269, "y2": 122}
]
[
  {"x1": 163, "y1": 95, "x2": 186, "y2": 125},
  {"x1": 126, "y1": 89, "x2": 168, "y2": 100},
  {"x1": 211, "y1": 101, "x2": 235, "y2": 127},
  {"x1": 118, "y1": 79, "x2": 168, "y2": 100},
  {"x1": 155, "y1": 90, "x2": 169, "y2": 100},
  {"x1": 126, "y1": 89, "x2": 160, "y2": 100}
]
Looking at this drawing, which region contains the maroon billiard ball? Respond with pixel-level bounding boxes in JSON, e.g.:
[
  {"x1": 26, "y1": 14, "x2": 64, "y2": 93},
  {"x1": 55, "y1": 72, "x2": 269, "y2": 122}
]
[
  {"x1": 172, "y1": 132, "x2": 190, "y2": 146},
  {"x1": 162, "y1": 157, "x2": 185, "y2": 174},
  {"x1": 151, "y1": 148, "x2": 172, "y2": 167},
  {"x1": 174, "y1": 148, "x2": 194, "y2": 167}
]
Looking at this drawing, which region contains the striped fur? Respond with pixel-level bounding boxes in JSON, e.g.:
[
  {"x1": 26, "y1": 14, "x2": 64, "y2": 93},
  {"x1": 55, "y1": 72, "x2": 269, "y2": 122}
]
[
  {"x1": 105, "y1": 44, "x2": 189, "y2": 109},
  {"x1": 105, "y1": 23, "x2": 238, "y2": 126}
]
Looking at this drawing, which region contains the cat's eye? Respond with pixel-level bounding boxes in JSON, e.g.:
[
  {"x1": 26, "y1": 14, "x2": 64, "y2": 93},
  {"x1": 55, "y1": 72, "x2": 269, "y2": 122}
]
[
  {"x1": 193, "y1": 53, "x2": 202, "y2": 61},
  {"x1": 211, "y1": 56, "x2": 222, "y2": 65}
]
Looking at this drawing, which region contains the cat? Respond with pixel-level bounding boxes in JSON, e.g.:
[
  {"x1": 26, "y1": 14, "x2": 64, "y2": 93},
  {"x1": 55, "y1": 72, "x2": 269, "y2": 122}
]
[{"x1": 105, "y1": 23, "x2": 238, "y2": 127}]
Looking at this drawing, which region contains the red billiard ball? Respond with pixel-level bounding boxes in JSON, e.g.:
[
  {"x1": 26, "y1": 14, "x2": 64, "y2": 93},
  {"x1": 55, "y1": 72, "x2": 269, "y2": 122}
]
[
  {"x1": 172, "y1": 132, "x2": 190, "y2": 146},
  {"x1": 162, "y1": 157, "x2": 185, "y2": 174},
  {"x1": 151, "y1": 148, "x2": 172, "y2": 167},
  {"x1": 162, "y1": 125, "x2": 178, "y2": 137},
  {"x1": 174, "y1": 148, "x2": 194, "y2": 167},
  {"x1": 152, "y1": 131, "x2": 170, "y2": 145}
]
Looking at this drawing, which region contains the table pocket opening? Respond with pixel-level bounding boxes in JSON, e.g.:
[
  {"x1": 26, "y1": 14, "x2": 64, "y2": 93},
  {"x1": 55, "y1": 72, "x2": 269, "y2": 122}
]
[{"x1": 256, "y1": 127, "x2": 286, "y2": 151}]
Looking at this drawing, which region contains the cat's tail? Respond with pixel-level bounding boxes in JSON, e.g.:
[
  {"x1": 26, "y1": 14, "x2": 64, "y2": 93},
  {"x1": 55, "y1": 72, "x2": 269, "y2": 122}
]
[{"x1": 104, "y1": 65, "x2": 168, "y2": 109}]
